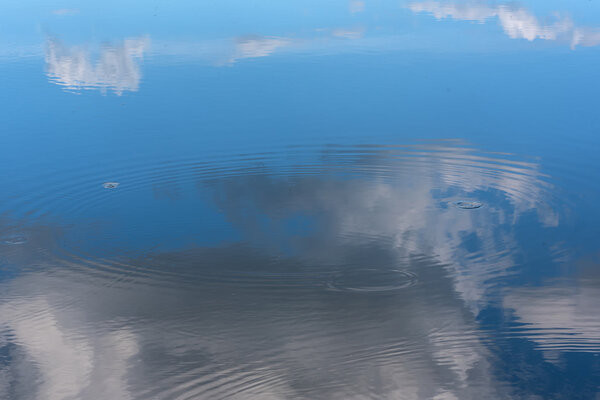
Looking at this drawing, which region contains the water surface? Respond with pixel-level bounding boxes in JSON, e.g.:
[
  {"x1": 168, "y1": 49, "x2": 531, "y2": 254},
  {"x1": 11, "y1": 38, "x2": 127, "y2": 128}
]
[{"x1": 1, "y1": 1, "x2": 600, "y2": 399}]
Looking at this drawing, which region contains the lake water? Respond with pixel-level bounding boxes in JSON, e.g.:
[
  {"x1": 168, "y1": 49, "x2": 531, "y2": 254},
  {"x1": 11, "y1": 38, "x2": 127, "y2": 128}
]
[{"x1": 1, "y1": 1, "x2": 600, "y2": 399}]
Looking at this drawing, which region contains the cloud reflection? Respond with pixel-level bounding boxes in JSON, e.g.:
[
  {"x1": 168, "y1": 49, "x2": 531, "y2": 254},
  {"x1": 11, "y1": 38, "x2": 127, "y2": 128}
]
[
  {"x1": 0, "y1": 142, "x2": 585, "y2": 399},
  {"x1": 51, "y1": 9, "x2": 79, "y2": 16},
  {"x1": 505, "y1": 281, "x2": 600, "y2": 360},
  {"x1": 45, "y1": 36, "x2": 149, "y2": 94},
  {"x1": 203, "y1": 144, "x2": 558, "y2": 313},
  {"x1": 409, "y1": 1, "x2": 600, "y2": 48},
  {"x1": 225, "y1": 35, "x2": 291, "y2": 64},
  {"x1": 332, "y1": 27, "x2": 366, "y2": 39},
  {"x1": 349, "y1": 0, "x2": 365, "y2": 14},
  {"x1": 0, "y1": 298, "x2": 138, "y2": 400},
  {"x1": 0, "y1": 248, "x2": 499, "y2": 399}
]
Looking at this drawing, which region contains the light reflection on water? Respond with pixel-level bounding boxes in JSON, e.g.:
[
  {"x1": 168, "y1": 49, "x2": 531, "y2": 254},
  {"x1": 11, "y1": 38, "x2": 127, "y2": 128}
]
[{"x1": 1, "y1": 0, "x2": 600, "y2": 398}]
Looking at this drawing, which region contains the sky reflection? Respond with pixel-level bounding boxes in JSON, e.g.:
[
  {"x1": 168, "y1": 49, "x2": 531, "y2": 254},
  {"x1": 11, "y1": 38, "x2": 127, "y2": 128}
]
[{"x1": 2, "y1": 0, "x2": 600, "y2": 398}]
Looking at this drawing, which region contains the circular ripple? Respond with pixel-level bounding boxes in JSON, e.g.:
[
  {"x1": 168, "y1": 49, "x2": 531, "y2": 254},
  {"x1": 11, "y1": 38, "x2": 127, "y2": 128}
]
[
  {"x1": 2, "y1": 234, "x2": 28, "y2": 245},
  {"x1": 453, "y1": 200, "x2": 483, "y2": 210},
  {"x1": 326, "y1": 269, "x2": 418, "y2": 293},
  {"x1": 2, "y1": 142, "x2": 557, "y2": 221}
]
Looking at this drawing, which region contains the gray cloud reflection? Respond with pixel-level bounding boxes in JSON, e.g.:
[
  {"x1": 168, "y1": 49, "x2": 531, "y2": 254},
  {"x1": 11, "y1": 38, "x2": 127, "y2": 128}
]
[
  {"x1": 203, "y1": 144, "x2": 558, "y2": 313},
  {"x1": 0, "y1": 142, "x2": 578, "y2": 399},
  {"x1": 45, "y1": 36, "x2": 149, "y2": 94},
  {"x1": 504, "y1": 279, "x2": 600, "y2": 360},
  {"x1": 0, "y1": 247, "x2": 500, "y2": 399}
]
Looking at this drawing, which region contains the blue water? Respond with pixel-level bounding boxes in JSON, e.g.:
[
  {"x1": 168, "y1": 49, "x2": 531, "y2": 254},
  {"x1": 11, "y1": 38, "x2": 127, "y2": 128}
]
[{"x1": 1, "y1": 1, "x2": 600, "y2": 399}]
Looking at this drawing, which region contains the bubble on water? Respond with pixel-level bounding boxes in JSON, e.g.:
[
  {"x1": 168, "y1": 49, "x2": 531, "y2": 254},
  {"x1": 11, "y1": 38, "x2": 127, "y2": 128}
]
[
  {"x1": 2, "y1": 235, "x2": 28, "y2": 245},
  {"x1": 103, "y1": 182, "x2": 120, "y2": 189},
  {"x1": 326, "y1": 269, "x2": 417, "y2": 293},
  {"x1": 453, "y1": 200, "x2": 483, "y2": 210}
]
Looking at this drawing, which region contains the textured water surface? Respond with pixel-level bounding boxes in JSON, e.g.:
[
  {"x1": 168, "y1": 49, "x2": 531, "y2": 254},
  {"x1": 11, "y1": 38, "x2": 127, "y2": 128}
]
[{"x1": 1, "y1": 1, "x2": 600, "y2": 399}]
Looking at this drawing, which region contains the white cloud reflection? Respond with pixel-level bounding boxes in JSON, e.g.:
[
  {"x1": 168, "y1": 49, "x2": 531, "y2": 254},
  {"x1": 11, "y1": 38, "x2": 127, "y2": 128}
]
[
  {"x1": 349, "y1": 0, "x2": 365, "y2": 14},
  {"x1": 142, "y1": 1, "x2": 600, "y2": 68},
  {"x1": 226, "y1": 35, "x2": 291, "y2": 64},
  {"x1": 51, "y1": 9, "x2": 79, "y2": 16},
  {"x1": 571, "y1": 27, "x2": 600, "y2": 48},
  {"x1": 332, "y1": 27, "x2": 366, "y2": 39},
  {"x1": 45, "y1": 36, "x2": 149, "y2": 94},
  {"x1": 505, "y1": 282, "x2": 600, "y2": 360},
  {"x1": 0, "y1": 296, "x2": 139, "y2": 400},
  {"x1": 409, "y1": 1, "x2": 600, "y2": 48}
]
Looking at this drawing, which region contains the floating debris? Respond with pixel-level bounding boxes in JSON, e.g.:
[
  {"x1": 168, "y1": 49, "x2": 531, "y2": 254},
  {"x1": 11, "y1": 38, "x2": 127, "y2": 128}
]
[
  {"x1": 2, "y1": 235, "x2": 28, "y2": 245},
  {"x1": 103, "y1": 182, "x2": 120, "y2": 189},
  {"x1": 454, "y1": 200, "x2": 483, "y2": 210}
]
